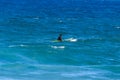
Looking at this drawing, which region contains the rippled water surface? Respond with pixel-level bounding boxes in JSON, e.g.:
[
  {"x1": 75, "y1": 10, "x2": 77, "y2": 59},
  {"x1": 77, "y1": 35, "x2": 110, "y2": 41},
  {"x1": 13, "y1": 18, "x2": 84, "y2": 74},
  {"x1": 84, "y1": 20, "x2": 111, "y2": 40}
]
[{"x1": 0, "y1": 0, "x2": 120, "y2": 80}]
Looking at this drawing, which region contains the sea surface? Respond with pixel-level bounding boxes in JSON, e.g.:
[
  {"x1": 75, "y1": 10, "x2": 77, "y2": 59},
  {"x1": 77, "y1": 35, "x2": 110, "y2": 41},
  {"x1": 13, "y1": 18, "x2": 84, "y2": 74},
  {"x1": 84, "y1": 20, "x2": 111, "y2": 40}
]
[{"x1": 0, "y1": 0, "x2": 120, "y2": 80}]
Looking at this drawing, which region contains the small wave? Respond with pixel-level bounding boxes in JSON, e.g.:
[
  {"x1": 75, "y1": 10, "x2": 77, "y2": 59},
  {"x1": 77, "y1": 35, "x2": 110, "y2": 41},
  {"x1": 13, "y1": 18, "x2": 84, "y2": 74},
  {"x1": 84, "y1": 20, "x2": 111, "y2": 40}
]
[
  {"x1": 61, "y1": 71, "x2": 99, "y2": 77},
  {"x1": 33, "y1": 17, "x2": 40, "y2": 20},
  {"x1": 64, "y1": 38, "x2": 78, "y2": 42},
  {"x1": 8, "y1": 44, "x2": 28, "y2": 48},
  {"x1": 115, "y1": 26, "x2": 120, "y2": 29},
  {"x1": 51, "y1": 46, "x2": 65, "y2": 49},
  {"x1": 78, "y1": 37, "x2": 103, "y2": 41},
  {"x1": 0, "y1": 77, "x2": 15, "y2": 80}
]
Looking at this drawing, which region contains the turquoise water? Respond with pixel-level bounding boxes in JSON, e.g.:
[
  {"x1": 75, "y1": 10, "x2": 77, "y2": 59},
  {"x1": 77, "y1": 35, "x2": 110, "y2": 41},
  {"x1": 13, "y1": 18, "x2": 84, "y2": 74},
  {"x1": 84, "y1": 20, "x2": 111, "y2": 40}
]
[{"x1": 0, "y1": 0, "x2": 120, "y2": 80}]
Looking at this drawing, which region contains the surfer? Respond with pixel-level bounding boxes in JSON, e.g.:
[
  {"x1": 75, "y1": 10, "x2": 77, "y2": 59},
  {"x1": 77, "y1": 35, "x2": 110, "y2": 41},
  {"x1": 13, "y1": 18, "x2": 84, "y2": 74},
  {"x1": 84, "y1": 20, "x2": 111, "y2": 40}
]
[{"x1": 57, "y1": 34, "x2": 62, "y2": 41}]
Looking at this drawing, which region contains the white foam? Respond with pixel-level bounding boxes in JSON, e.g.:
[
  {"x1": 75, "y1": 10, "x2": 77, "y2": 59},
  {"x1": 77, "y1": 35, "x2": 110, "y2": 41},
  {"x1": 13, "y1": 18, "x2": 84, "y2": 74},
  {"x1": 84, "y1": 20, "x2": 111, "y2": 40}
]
[
  {"x1": 65, "y1": 38, "x2": 78, "y2": 42},
  {"x1": 51, "y1": 46, "x2": 65, "y2": 49},
  {"x1": 19, "y1": 44, "x2": 27, "y2": 47}
]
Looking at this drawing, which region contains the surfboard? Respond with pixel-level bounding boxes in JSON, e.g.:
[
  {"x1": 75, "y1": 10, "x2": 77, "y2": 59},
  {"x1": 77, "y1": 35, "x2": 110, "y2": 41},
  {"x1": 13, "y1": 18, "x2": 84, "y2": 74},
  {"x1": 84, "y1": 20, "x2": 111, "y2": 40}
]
[
  {"x1": 52, "y1": 38, "x2": 77, "y2": 42},
  {"x1": 52, "y1": 40, "x2": 61, "y2": 42}
]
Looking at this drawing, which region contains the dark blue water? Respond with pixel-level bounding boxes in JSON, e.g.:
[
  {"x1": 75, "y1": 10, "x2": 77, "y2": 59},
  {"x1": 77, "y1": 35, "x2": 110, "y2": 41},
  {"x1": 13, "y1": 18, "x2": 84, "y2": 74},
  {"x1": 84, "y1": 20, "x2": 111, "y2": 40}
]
[{"x1": 0, "y1": 0, "x2": 120, "y2": 80}]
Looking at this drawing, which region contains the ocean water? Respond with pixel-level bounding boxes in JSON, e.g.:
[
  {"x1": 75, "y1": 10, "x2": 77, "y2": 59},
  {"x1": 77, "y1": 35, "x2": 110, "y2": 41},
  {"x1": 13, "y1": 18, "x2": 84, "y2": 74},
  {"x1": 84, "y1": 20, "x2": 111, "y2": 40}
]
[{"x1": 0, "y1": 0, "x2": 120, "y2": 80}]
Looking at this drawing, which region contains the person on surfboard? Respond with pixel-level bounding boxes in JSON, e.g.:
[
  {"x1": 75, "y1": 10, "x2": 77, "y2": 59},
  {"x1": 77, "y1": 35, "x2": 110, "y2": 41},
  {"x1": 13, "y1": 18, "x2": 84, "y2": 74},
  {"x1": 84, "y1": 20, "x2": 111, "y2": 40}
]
[{"x1": 57, "y1": 34, "x2": 62, "y2": 41}]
